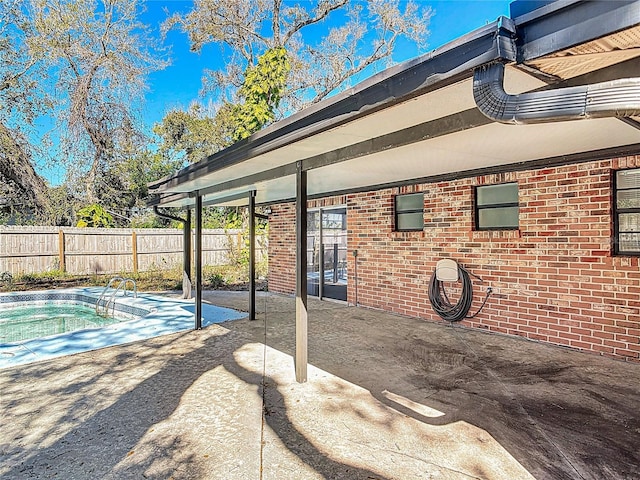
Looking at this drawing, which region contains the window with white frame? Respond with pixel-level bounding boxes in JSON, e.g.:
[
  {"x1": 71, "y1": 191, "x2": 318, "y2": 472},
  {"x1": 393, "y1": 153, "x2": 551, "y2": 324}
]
[
  {"x1": 614, "y1": 168, "x2": 640, "y2": 255},
  {"x1": 475, "y1": 182, "x2": 519, "y2": 230},
  {"x1": 394, "y1": 192, "x2": 424, "y2": 231}
]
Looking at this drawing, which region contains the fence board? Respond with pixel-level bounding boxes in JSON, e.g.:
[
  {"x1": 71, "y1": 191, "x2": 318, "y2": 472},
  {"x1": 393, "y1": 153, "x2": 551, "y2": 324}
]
[{"x1": 0, "y1": 226, "x2": 265, "y2": 275}]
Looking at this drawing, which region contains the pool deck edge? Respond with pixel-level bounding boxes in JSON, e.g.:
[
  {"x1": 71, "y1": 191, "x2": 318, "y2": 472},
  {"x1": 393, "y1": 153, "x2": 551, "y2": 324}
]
[{"x1": 0, "y1": 288, "x2": 246, "y2": 369}]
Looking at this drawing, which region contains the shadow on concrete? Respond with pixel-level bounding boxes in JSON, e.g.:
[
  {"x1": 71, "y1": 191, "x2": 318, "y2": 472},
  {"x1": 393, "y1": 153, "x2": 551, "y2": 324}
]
[
  {"x1": 212, "y1": 291, "x2": 640, "y2": 480},
  {"x1": 1, "y1": 333, "x2": 212, "y2": 479},
  {"x1": 0, "y1": 325, "x2": 388, "y2": 479},
  {"x1": 3, "y1": 290, "x2": 639, "y2": 479}
]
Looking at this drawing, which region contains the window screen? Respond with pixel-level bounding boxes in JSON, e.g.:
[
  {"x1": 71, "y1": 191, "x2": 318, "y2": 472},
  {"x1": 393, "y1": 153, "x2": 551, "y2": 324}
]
[
  {"x1": 614, "y1": 168, "x2": 640, "y2": 255},
  {"x1": 475, "y1": 183, "x2": 519, "y2": 230},
  {"x1": 395, "y1": 193, "x2": 424, "y2": 231}
]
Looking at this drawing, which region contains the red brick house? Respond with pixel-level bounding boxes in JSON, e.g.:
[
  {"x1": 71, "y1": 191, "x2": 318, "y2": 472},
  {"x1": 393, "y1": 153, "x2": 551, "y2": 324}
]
[
  {"x1": 268, "y1": 157, "x2": 640, "y2": 361},
  {"x1": 150, "y1": 0, "x2": 640, "y2": 379}
]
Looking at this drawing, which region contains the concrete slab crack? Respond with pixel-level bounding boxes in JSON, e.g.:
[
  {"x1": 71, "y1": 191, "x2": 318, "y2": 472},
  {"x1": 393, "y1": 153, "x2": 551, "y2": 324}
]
[{"x1": 259, "y1": 293, "x2": 268, "y2": 480}]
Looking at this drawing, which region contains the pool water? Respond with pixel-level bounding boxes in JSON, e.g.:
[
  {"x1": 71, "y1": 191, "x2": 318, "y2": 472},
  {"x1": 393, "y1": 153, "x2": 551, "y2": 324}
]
[
  {"x1": 0, "y1": 288, "x2": 247, "y2": 368},
  {"x1": 0, "y1": 304, "x2": 125, "y2": 343}
]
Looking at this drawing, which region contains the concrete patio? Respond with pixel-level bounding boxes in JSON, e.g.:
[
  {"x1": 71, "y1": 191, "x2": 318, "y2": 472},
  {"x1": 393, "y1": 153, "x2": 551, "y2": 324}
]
[{"x1": 1, "y1": 291, "x2": 639, "y2": 479}]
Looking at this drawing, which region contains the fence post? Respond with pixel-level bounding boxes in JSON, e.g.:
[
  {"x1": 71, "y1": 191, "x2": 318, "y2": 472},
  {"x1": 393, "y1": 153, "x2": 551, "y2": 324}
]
[
  {"x1": 132, "y1": 231, "x2": 138, "y2": 274},
  {"x1": 58, "y1": 230, "x2": 66, "y2": 272}
]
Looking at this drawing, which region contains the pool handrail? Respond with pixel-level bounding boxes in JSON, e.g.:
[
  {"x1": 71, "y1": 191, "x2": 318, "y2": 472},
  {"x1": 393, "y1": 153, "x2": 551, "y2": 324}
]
[
  {"x1": 96, "y1": 277, "x2": 138, "y2": 317},
  {"x1": 122, "y1": 278, "x2": 138, "y2": 298}
]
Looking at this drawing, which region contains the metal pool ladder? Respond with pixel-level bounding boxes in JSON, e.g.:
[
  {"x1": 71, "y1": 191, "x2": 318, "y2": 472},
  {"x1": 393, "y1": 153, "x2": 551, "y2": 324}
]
[{"x1": 96, "y1": 276, "x2": 138, "y2": 317}]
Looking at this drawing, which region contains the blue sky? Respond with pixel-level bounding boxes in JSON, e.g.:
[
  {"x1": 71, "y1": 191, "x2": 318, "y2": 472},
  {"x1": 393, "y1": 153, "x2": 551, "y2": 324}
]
[
  {"x1": 40, "y1": 0, "x2": 514, "y2": 185},
  {"x1": 140, "y1": 0, "x2": 513, "y2": 127}
]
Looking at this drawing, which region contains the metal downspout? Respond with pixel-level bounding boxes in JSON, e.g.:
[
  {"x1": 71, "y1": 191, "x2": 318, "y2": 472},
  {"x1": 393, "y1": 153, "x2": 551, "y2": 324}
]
[
  {"x1": 153, "y1": 206, "x2": 192, "y2": 299},
  {"x1": 473, "y1": 62, "x2": 640, "y2": 124}
]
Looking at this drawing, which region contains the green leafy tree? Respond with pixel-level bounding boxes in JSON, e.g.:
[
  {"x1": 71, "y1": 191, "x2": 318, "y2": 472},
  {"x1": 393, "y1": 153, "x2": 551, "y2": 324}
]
[
  {"x1": 229, "y1": 47, "x2": 290, "y2": 142},
  {"x1": 153, "y1": 102, "x2": 234, "y2": 164},
  {"x1": 155, "y1": 47, "x2": 290, "y2": 163},
  {"x1": 100, "y1": 150, "x2": 184, "y2": 218},
  {"x1": 41, "y1": 184, "x2": 78, "y2": 226},
  {"x1": 76, "y1": 203, "x2": 114, "y2": 227}
]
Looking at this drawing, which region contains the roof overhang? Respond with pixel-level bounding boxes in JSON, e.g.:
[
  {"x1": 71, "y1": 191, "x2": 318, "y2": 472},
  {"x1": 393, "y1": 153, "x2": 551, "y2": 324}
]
[{"x1": 149, "y1": 0, "x2": 640, "y2": 209}]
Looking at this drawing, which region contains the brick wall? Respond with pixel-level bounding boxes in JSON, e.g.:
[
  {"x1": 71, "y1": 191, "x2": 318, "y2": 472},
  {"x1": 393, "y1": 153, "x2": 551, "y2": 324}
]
[
  {"x1": 267, "y1": 202, "x2": 297, "y2": 295},
  {"x1": 267, "y1": 195, "x2": 348, "y2": 295},
  {"x1": 268, "y1": 155, "x2": 640, "y2": 361}
]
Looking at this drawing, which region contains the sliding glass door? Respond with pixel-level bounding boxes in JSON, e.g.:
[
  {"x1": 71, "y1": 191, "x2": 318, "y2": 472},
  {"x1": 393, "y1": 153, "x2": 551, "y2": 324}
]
[{"x1": 306, "y1": 207, "x2": 347, "y2": 301}]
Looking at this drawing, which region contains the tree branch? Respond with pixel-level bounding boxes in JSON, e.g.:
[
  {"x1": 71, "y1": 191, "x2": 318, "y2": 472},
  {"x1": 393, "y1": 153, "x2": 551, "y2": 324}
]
[
  {"x1": 272, "y1": 0, "x2": 282, "y2": 45},
  {"x1": 283, "y1": 0, "x2": 348, "y2": 45},
  {"x1": 311, "y1": 39, "x2": 392, "y2": 104},
  {"x1": 0, "y1": 59, "x2": 37, "y2": 92}
]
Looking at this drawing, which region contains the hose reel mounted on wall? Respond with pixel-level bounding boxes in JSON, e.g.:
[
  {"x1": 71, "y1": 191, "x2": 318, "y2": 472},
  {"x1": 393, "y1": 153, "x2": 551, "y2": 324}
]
[{"x1": 429, "y1": 259, "x2": 492, "y2": 322}]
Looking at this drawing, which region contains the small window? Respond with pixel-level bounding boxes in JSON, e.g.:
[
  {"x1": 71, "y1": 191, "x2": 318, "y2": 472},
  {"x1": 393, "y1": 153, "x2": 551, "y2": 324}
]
[
  {"x1": 475, "y1": 183, "x2": 519, "y2": 230},
  {"x1": 614, "y1": 168, "x2": 640, "y2": 255},
  {"x1": 395, "y1": 193, "x2": 424, "y2": 231}
]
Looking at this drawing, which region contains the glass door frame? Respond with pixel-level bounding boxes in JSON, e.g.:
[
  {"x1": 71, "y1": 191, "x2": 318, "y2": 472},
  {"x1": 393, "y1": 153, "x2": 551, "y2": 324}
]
[{"x1": 306, "y1": 205, "x2": 347, "y2": 302}]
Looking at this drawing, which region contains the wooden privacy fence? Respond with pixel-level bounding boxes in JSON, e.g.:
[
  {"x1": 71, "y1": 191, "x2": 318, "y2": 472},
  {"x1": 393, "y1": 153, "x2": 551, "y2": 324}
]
[{"x1": 0, "y1": 226, "x2": 267, "y2": 275}]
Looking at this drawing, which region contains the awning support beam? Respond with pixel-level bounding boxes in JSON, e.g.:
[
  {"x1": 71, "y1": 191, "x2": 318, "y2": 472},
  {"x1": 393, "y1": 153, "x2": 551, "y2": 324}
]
[
  {"x1": 152, "y1": 206, "x2": 192, "y2": 299},
  {"x1": 184, "y1": 209, "x2": 192, "y2": 299},
  {"x1": 295, "y1": 161, "x2": 308, "y2": 383},
  {"x1": 249, "y1": 190, "x2": 256, "y2": 321},
  {"x1": 195, "y1": 194, "x2": 203, "y2": 330}
]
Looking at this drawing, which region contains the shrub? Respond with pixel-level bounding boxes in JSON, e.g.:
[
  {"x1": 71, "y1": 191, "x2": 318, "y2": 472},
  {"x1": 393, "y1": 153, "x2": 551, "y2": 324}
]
[
  {"x1": 15, "y1": 270, "x2": 69, "y2": 283},
  {"x1": 206, "y1": 271, "x2": 225, "y2": 289}
]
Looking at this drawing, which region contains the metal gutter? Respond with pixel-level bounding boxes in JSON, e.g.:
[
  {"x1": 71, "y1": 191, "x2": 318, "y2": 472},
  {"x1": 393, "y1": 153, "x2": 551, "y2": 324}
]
[
  {"x1": 152, "y1": 205, "x2": 188, "y2": 224},
  {"x1": 148, "y1": 17, "x2": 516, "y2": 197},
  {"x1": 473, "y1": 62, "x2": 640, "y2": 124},
  {"x1": 510, "y1": 0, "x2": 582, "y2": 24},
  {"x1": 512, "y1": 0, "x2": 640, "y2": 63}
]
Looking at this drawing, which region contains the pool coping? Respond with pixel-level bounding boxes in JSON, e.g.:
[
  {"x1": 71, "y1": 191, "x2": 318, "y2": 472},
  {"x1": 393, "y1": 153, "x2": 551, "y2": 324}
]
[{"x1": 0, "y1": 288, "x2": 247, "y2": 369}]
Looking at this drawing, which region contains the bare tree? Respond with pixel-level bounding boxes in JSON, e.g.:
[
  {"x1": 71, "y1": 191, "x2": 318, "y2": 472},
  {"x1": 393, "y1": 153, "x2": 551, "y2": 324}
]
[
  {"x1": 168, "y1": 0, "x2": 432, "y2": 114},
  {"x1": 0, "y1": 0, "x2": 50, "y2": 215},
  {"x1": 30, "y1": 0, "x2": 168, "y2": 202}
]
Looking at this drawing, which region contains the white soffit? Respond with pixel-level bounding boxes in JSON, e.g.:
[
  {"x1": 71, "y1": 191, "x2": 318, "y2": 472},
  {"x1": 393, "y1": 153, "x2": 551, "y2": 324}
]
[
  {"x1": 526, "y1": 25, "x2": 640, "y2": 80},
  {"x1": 305, "y1": 118, "x2": 640, "y2": 196},
  {"x1": 165, "y1": 80, "x2": 480, "y2": 193},
  {"x1": 164, "y1": 66, "x2": 546, "y2": 195},
  {"x1": 502, "y1": 64, "x2": 549, "y2": 92},
  {"x1": 193, "y1": 116, "x2": 640, "y2": 207},
  {"x1": 527, "y1": 49, "x2": 640, "y2": 80}
]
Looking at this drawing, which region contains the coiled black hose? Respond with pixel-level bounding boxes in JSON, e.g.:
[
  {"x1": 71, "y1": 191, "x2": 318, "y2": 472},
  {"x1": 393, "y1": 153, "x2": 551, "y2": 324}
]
[{"x1": 428, "y1": 265, "x2": 491, "y2": 322}]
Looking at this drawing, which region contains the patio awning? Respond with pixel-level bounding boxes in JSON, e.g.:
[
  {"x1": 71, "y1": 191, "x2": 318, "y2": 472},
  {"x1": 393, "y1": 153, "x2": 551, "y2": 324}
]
[
  {"x1": 148, "y1": 0, "x2": 640, "y2": 209},
  {"x1": 148, "y1": 0, "x2": 640, "y2": 383}
]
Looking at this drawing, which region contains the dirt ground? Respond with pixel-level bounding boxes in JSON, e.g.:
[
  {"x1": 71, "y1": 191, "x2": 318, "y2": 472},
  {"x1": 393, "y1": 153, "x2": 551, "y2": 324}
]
[{"x1": 1, "y1": 290, "x2": 639, "y2": 479}]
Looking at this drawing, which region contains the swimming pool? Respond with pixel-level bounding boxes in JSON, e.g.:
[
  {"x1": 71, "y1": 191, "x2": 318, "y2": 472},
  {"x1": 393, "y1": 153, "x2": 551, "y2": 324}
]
[
  {"x1": 0, "y1": 303, "x2": 130, "y2": 343},
  {"x1": 0, "y1": 288, "x2": 246, "y2": 368}
]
